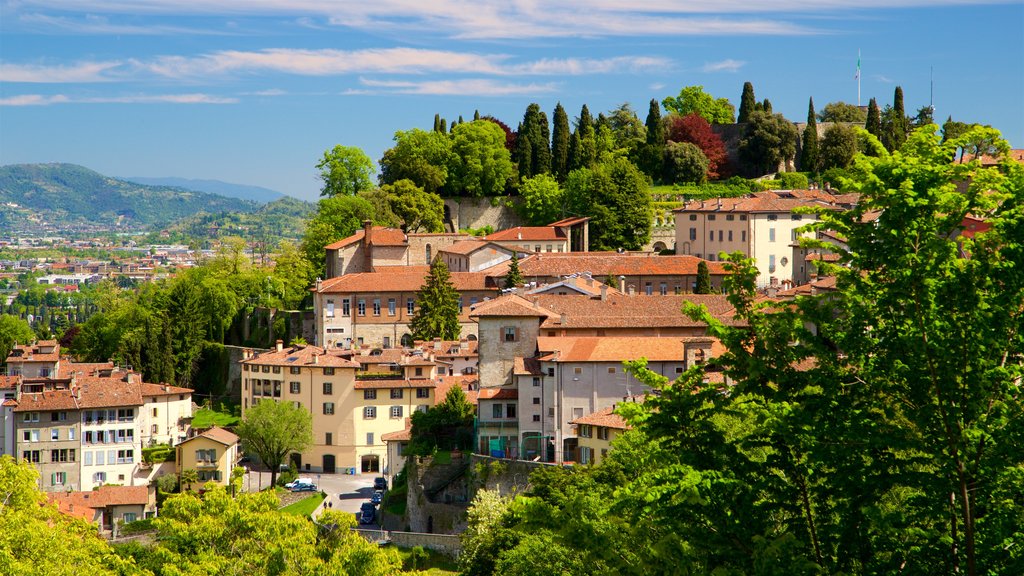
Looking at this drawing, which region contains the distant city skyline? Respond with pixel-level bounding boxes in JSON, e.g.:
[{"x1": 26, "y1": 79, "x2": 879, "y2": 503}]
[{"x1": 2, "y1": 1, "x2": 1021, "y2": 201}]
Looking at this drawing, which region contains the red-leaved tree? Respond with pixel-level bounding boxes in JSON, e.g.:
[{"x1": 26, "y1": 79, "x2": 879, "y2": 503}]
[{"x1": 666, "y1": 113, "x2": 730, "y2": 180}]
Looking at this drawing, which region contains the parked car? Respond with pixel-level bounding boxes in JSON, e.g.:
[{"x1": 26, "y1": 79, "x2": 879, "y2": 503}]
[
  {"x1": 290, "y1": 482, "x2": 318, "y2": 492},
  {"x1": 359, "y1": 502, "x2": 376, "y2": 525},
  {"x1": 373, "y1": 477, "x2": 388, "y2": 491},
  {"x1": 371, "y1": 490, "x2": 384, "y2": 504},
  {"x1": 285, "y1": 477, "x2": 313, "y2": 489}
]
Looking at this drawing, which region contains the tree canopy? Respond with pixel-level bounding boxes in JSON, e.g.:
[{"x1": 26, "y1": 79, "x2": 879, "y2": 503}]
[
  {"x1": 0, "y1": 314, "x2": 34, "y2": 366},
  {"x1": 564, "y1": 157, "x2": 651, "y2": 251},
  {"x1": 236, "y1": 398, "x2": 313, "y2": 487},
  {"x1": 818, "y1": 123, "x2": 859, "y2": 172},
  {"x1": 517, "y1": 174, "x2": 564, "y2": 226},
  {"x1": 447, "y1": 120, "x2": 516, "y2": 197},
  {"x1": 379, "y1": 128, "x2": 452, "y2": 193},
  {"x1": 662, "y1": 85, "x2": 735, "y2": 124},
  {"x1": 315, "y1": 145, "x2": 375, "y2": 197},
  {"x1": 817, "y1": 101, "x2": 867, "y2": 123},
  {"x1": 408, "y1": 259, "x2": 461, "y2": 342},
  {"x1": 379, "y1": 179, "x2": 445, "y2": 233},
  {"x1": 408, "y1": 385, "x2": 475, "y2": 454},
  {"x1": 738, "y1": 111, "x2": 799, "y2": 175}
]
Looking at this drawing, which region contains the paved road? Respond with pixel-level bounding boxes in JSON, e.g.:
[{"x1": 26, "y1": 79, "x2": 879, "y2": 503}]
[{"x1": 241, "y1": 469, "x2": 385, "y2": 525}]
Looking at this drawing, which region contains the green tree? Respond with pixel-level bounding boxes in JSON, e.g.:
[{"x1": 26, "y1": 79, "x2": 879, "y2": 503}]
[
  {"x1": 517, "y1": 174, "x2": 564, "y2": 226},
  {"x1": 941, "y1": 115, "x2": 970, "y2": 144},
  {"x1": 236, "y1": 399, "x2": 313, "y2": 488},
  {"x1": 178, "y1": 468, "x2": 198, "y2": 492},
  {"x1": 448, "y1": 120, "x2": 516, "y2": 197},
  {"x1": 738, "y1": 111, "x2": 799, "y2": 175},
  {"x1": 166, "y1": 280, "x2": 206, "y2": 389},
  {"x1": 663, "y1": 141, "x2": 709, "y2": 185},
  {"x1": 515, "y1": 103, "x2": 551, "y2": 179},
  {"x1": 801, "y1": 97, "x2": 820, "y2": 172},
  {"x1": 356, "y1": 187, "x2": 402, "y2": 229},
  {"x1": 881, "y1": 86, "x2": 909, "y2": 151},
  {"x1": 568, "y1": 104, "x2": 598, "y2": 172},
  {"x1": 818, "y1": 124, "x2": 859, "y2": 172},
  {"x1": 315, "y1": 144, "x2": 375, "y2": 197},
  {"x1": 865, "y1": 97, "x2": 882, "y2": 138},
  {"x1": 662, "y1": 85, "x2": 735, "y2": 124},
  {"x1": 270, "y1": 241, "x2": 314, "y2": 309},
  {"x1": 0, "y1": 314, "x2": 34, "y2": 366},
  {"x1": 913, "y1": 105, "x2": 935, "y2": 128},
  {"x1": 635, "y1": 99, "x2": 666, "y2": 180},
  {"x1": 409, "y1": 385, "x2": 475, "y2": 454},
  {"x1": 300, "y1": 195, "x2": 376, "y2": 277},
  {"x1": 459, "y1": 489, "x2": 515, "y2": 576},
  {"x1": 817, "y1": 101, "x2": 867, "y2": 123},
  {"x1": 761, "y1": 98, "x2": 772, "y2": 114},
  {"x1": 380, "y1": 179, "x2": 445, "y2": 233},
  {"x1": 564, "y1": 158, "x2": 652, "y2": 251},
  {"x1": 409, "y1": 259, "x2": 461, "y2": 342},
  {"x1": 738, "y1": 81, "x2": 757, "y2": 123},
  {"x1": 606, "y1": 102, "x2": 646, "y2": 151},
  {"x1": 379, "y1": 128, "x2": 452, "y2": 193},
  {"x1": 505, "y1": 252, "x2": 524, "y2": 289},
  {"x1": 695, "y1": 260, "x2": 712, "y2": 294},
  {"x1": 551, "y1": 103, "x2": 571, "y2": 181}
]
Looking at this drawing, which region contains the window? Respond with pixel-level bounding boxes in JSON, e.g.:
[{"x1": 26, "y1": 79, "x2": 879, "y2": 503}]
[
  {"x1": 325, "y1": 432, "x2": 333, "y2": 445},
  {"x1": 767, "y1": 214, "x2": 778, "y2": 221},
  {"x1": 391, "y1": 406, "x2": 403, "y2": 418},
  {"x1": 324, "y1": 367, "x2": 335, "y2": 376},
  {"x1": 195, "y1": 448, "x2": 216, "y2": 462},
  {"x1": 676, "y1": 366, "x2": 684, "y2": 373},
  {"x1": 357, "y1": 299, "x2": 366, "y2": 315},
  {"x1": 503, "y1": 326, "x2": 517, "y2": 342},
  {"x1": 22, "y1": 412, "x2": 40, "y2": 423},
  {"x1": 535, "y1": 245, "x2": 541, "y2": 252},
  {"x1": 728, "y1": 230, "x2": 733, "y2": 241},
  {"x1": 388, "y1": 298, "x2": 396, "y2": 316},
  {"x1": 469, "y1": 297, "x2": 478, "y2": 307},
  {"x1": 52, "y1": 472, "x2": 67, "y2": 486},
  {"x1": 367, "y1": 433, "x2": 375, "y2": 445},
  {"x1": 118, "y1": 408, "x2": 134, "y2": 421},
  {"x1": 95, "y1": 451, "x2": 105, "y2": 466},
  {"x1": 492, "y1": 404, "x2": 503, "y2": 419},
  {"x1": 689, "y1": 227, "x2": 697, "y2": 240},
  {"x1": 152, "y1": 424, "x2": 158, "y2": 433},
  {"x1": 272, "y1": 366, "x2": 281, "y2": 374},
  {"x1": 726, "y1": 214, "x2": 735, "y2": 221},
  {"x1": 709, "y1": 230, "x2": 715, "y2": 241},
  {"x1": 608, "y1": 366, "x2": 616, "y2": 374},
  {"x1": 262, "y1": 366, "x2": 270, "y2": 373},
  {"x1": 740, "y1": 214, "x2": 748, "y2": 221},
  {"x1": 660, "y1": 282, "x2": 668, "y2": 295},
  {"x1": 741, "y1": 230, "x2": 747, "y2": 242},
  {"x1": 323, "y1": 402, "x2": 335, "y2": 415},
  {"x1": 390, "y1": 389, "x2": 403, "y2": 399},
  {"x1": 547, "y1": 367, "x2": 555, "y2": 377},
  {"x1": 51, "y1": 449, "x2": 74, "y2": 462},
  {"x1": 290, "y1": 366, "x2": 300, "y2": 374},
  {"x1": 532, "y1": 377, "x2": 541, "y2": 387},
  {"x1": 718, "y1": 230, "x2": 723, "y2": 242},
  {"x1": 326, "y1": 300, "x2": 335, "y2": 317},
  {"x1": 23, "y1": 430, "x2": 39, "y2": 442},
  {"x1": 84, "y1": 451, "x2": 93, "y2": 465},
  {"x1": 573, "y1": 407, "x2": 584, "y2": 419},
  {"x1": 573, "y1": 367, "x2": 582, "y2": 375},
  {"x1": 416, "y1": 388, "x2": 430, "y2": 398},
  {"x1": 688, "y1": 214, "x2": 697, "y2": 221},
  {"x1": 769, "y1": 254, "x2": 777, "y2": 272},
  {"x1": 533, "y1": 397, "x2": 542, "y2": 406},
  {"x1": 364, "y1": 389, "x2": 377, "y2": 400},
  {"x1": 93, "y1": 471, "x2": 107, "y2": 483},
  {"x1": 373, "y1": 298, "x2": 381, "y2": 316},
  {"x1": 708, "y1": 214, "x2": 716, "y2": 221},
  {"x1": 117, "y1": 450, "x2": 134, "y2": 464},
  {"x1": 792, "y1": 213, "x2": 802, "y2": 221},
  {"x1": 457, "y1": 297, "x2": 463, "y2": 311},
  {"x1": 68, "y1": 428, "x2": 75, "y2": 441},
  {"x1": 22, "y1": 450, "x2": 40, "y2": 463},
  {"x1": 51, "y1": 428, "x2": 59, "y2": 440},
  {"x1": 364, "y1": 407, "x2": 376, "y2": 419},
  {"x1": 414, "y1": 367, "x2": 423, "y2": 377},
  {"x1": 533, "y1": 414, "x2": 541, "y2": 422},
  {"x1": 123, "y1": 512, "x2": 137, "y2": 523},
  {"x1": 51, "y1": 411, "x2": 66, "y2": 422},
  {"x1": 290, "y1": 381, "x2": 301, "y2": 394},
  {"x1": 506, "y1": 404, "x2": 516, "y2": 418},
  {"x1": 323, "y1": 382, "x2": 333, "y2": 394},
  {"x1": 598, "y1": 427, "x2": 609, "y2": 440},
  {"x1": 645, "y1": 282, "x2": 653, "y2": 295},
  {"x1": 579, "y1": 425, "x2": 592, "y2": 438},
  {"x1": 769, "y1": 228, "x2": 776, "y2": 242},
  {"x1": 407, "y1": 299, "x2": 415, "y2": 315},
  {"x1": 342, "y1": 298, "x2": 351, "y2": 316}
]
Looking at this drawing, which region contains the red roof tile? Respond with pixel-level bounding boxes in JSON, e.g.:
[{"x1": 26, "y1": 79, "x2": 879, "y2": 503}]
[
  {"x1": 537, "y1": 336, "x2": 718, "y2": 362},
  {"x1": 353, "y1": 378, "x2": 437, "y2": 390},
  {"x1": 242, "y1": 345, "x2": 360, "y2": 368},
  {"x1": 517, "y1": 252, "x2": 728, "y2": 278},
  {"x1": 318, "y1": 270, "x2": 498, "y2": 294},
  {"x1": 570, "y1": 406, "x2": 630, "y2": 430},
  {"x1": 486, "y1": 226, "x2": 567, "y2": 242}
]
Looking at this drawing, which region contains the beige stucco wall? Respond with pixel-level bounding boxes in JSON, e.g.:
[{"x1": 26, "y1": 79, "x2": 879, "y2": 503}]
[
  {"x1": 477, "y1": 316, "x2": 543, "y2": 388},
  {"x1": 177, "y1": 435, "x2": 237, "y2": 491}
]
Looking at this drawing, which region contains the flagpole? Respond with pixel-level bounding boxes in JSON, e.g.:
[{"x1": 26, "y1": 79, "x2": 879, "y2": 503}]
[{"x1": 857, "y1": 49, "x2": 861, "y2": 107}]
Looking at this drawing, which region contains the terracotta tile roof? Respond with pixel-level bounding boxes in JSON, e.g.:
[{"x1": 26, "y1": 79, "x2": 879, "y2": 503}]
[
  {"x1": 526, "y1": 277, "x2": 618, "y2": 298},
  {"x1": 36, "y1": 340, "x2": 58, "y2": 347},
  {"x1": 525, "y1": 293, "x2": 740, "y2": 329},
  {"x1": 141, "y1": 382, "x2": 193, "y2": 396},
  {"x1": 353, "y1": 378, "x2": 437, "y2": 390},
  {"x1": 191, "y1": 426, "x2": 239, "y2": 446},
  {"x1": 318, "y1": 270, "x2": 498, "y2": 294},
  {"x1": 774, "y1": 276, "x2": 839, "y2": 298},
  {"x1": 469, "y1": 294, "x2": 557, "y2": 318},
  {"x1": 486, "y1": 226, "x2": 567, "y2": 242},
  {"x1": 381, "y1": 428, "x2": 411, "y2": 442},
  {"x1": 399, "y1": 355, "x2": 436, "y2": 366},
  {"x1": 433, "y1": 375, "x2": 479, "y2": 404},
  {"x1": 548, "y1": 216, "x2": 590, "y2": 227},
  {"x1": 58, "y1": 362, "x2": 116, "y2": 379},
  {"x1": 675, "y1": 190, "x2": 848, "y2": 214},
  {"x1": 537, "y1": 336, "x2": 717, "y2": 362},
  {"x1": 517, "y1": 252, "x2": 728, "y2": 278},
  {"x1": 806, "y1": 253, "x2": 841, "y2": 262},
  {"x1": 324, "y1": 226, "x2": 408, "y2": 250},
  {"x1": 76, "y1": 377, "x2": 144, "y2": 408},
  {"x1": 513, "y1": 357, "x2": 544, "y2": 376},
  {"x1": 438, "y1": 240, "x2": 492, "y2": 255},
  {"x1": 5, "y1": 343, "x2": 61, "y2": 364},
  {"x1": 50, "y1": 485, "x2": 151, "y2": 521},
  {"x1": 242, "y1": 345, "x2": 361, "y2": 368},
  {"x1": 349, "y1": 349, "x2": 406, "y2": 365},
  {"x1": 0, "y1": 375, "x2": 19, "y2": 389},
  {"x1": 421, "y1": 340, "x2": 478, "y2": 358},
  {"x1": 14, "y1": 389, "x2": 79, "y2": 412},
  {"x1": 476, "y1": 387, "x2": 518, "y2": 400},
  {"x1": 570, "y1": 406, "x2": 630, "y2": 430},
  {"x1": 2, "y1": 399, "x2": 17, "y2": 407}
]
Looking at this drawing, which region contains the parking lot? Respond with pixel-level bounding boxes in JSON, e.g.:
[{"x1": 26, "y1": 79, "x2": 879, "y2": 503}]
[{"x1": 242, "y1": 469, "x2": 388, "y2": 525}]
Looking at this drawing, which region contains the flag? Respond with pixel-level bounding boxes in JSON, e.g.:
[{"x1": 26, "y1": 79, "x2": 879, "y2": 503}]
[{"x1": 854, "y1": 51, "x2": 861, "y2": 80}]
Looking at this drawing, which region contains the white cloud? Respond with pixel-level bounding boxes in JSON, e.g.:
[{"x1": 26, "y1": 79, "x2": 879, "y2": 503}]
[
  {"x1": 702, "y1": 59, "x2": 746, "y2": 73},
  {"x1": 0, "y1": 93, "x2": 237, "y2": 106},
  {"x1": 649, "y1": 82, "x2": 665, "y2": 91},
  {"x1": 357, "y1": 78, "x2": 558, "y2": 96},
  {"x1": 17, "y1": 12, "x2": 233, "y2": 35},
  {"x1": 0, "y1": 61, "x2": 121, "y2": 83}
]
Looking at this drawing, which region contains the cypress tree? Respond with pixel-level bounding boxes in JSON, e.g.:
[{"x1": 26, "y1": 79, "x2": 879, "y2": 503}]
[
  {"x1": 440, "y1": 119, "x2": 447, "y2": 134},
  {"x1": 575, "y1": 104, "x2": 597, "y2": 168},
  {"x1": 762, "y1": 99, "x2": 773, "y2": 114},
  {"x1": 866, "y1": 97, "x2": 882, "y2": 137},
  {"x1": 516, "y1": 126, "x2": 533, "y2": 180},
  {"x1": 551, "y1": 103, "x2": 571, "y2": 181},
  {"x1": 579, "y1": 104, "x2": 594, "y2": 130},
  {"x1": 695, "y1": 260, "x2": 712, "y2": 294},
  {"x1": 738, "y1": 82, "x2": 757, "y2": 123},
  {"x1": 645, "y1": 99, "x2": 664, "y2": 145},
  {"x1": 473, "y1": 110, "x2": 480, "y2": 121},
  {"x1": 409, "y1": 259, "x2": 461, "y2": 341},
  {"x1": 640, "y1": 98, "x2": 667, "y2": 180},
  {"x1": 459, "y1": 115, "x2": 465, "y2": 125},
  {"x1": 568, "y1": 130, "x2": 584, "y2": 172},
  {"x1": 883, "y1": 86, "x2": 908, "y2": 152},
  {"x1": 893, "y1": 86, "x2": 906, "y2": 120},
  {"x1": 535, "y1": 110, "x2": 552, "y2": 174},
  {"x1": 504, "y1": 252, "x2": 524, "y2": 289},
  {"x1": 802, "y1": 97, "x2": 820, "y2": 173},
  {"x1": 433, "y1": 114, "x2": 441, "y2": 132}
]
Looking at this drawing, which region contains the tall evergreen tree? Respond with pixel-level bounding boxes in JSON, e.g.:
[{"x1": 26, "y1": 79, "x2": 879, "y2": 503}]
[
  {"x1": 515, "y1": 104, "x2": 551, "y2": 179},
  {"x1": 865, "y1": 97, "x2": 882, "y2": 137},
  {"x1": 695, "y1": 260, "x2": 712, "y2": 294},
  {"x1": 504, "y1": 252, "x2": 524, "y2": 289},
  {"x1": 638, "y1": 98, "x2": 667, "y2": 180},
  {"x1": 440, "y1": 119, "x2": 447, "y2": 134},
  {"x1": 473, "y1": 109, "x2": 480, "y2": 121},
  {"x1": 571, "y1": 104, "x2": 597, "y2": 169},
  {"x1": 881, "y1": 86, "x2": 908, "y2": 152},
  {"x1": 644, "y1": 99, "x2": 664, "y2": 145},
  {"x1": 433, "y1": 114, "x2": 442, "y2": 132},
  {"x1": 579, "y1": 104, "x2": 594, "y2": 131},
  {"x1": 536, "y1": 110, "x2": 552, "y2": 175},
  {"x1": 761, "y1": 98, "x2": 773, "y2": 114},
  {"x1": 738, "y1": 82, "x2": 757, "y2": 123},
  {"x1": 568, "y1": 131, "x2": 584, "y2": 172},
  {"x1": 801, "y1": 97, "x2": 820, "y2": 173},
  {"x1": 516, "y1": 126, "x2": 533, "y2": 181},
  {"x1": 551, "y1": 103, "x2": 571, "y2": 181},
  {"x1": 409, "y1": 259, "x2": 461, "y2": 341}
]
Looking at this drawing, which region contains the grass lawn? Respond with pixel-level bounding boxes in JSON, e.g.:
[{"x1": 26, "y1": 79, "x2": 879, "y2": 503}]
[
  {"x1": 192, "y1": 404, "x2": 240, "y2": 428},
  {"x1": 279, "y1": 493, "x2": 325, "y2": 517},
  {"x1": 394, "y1": 546, "x2": 458, "y2": 575}
]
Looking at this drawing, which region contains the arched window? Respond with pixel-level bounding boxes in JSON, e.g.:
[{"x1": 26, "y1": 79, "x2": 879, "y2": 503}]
[{"x1": 400, "y1": 334, "x2": 413, "y2": 347}]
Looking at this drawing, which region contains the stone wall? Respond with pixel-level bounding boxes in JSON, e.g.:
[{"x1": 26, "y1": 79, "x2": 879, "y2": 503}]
[
  {"x1": 469, "y1": 453, "x2": 554, "y2": 496},
  {"x1": 444, "y1": 198, "x2": 523, "y2": 232},
  {"x1": 354, "y1": 529, "x2": 462, "y2": 557},
  {"x1": 405, "y1": 453, "x2": 472, "y2": 534}
]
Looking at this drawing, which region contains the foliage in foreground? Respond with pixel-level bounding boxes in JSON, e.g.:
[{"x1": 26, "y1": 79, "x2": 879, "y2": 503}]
[{"x1": 460, "y1": 125, "x2": 1024, "y2": 575}]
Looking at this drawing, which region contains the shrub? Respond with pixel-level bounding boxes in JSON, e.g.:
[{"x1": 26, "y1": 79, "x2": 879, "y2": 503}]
[{"x1": 776, "y1": 172, "x2": 809, "y2": 190}]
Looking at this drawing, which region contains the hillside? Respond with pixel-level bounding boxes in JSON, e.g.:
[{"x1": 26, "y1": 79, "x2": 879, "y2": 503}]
[
  {"x1": 149, "y1": 196, "x2": 314, "y2": 244},
  {"x1": 0, "y1": 163, "x2": 260, "y2": 233},
  {"x1": 121, "y1": 175, "x2": 286, "y2": 203}
]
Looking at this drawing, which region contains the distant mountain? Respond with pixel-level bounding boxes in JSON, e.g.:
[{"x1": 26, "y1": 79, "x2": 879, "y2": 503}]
[
  {"x1": 0, "y1": 163, "x2": 260, "y2": 232},
  {"x1": 152, "y1": 195, "x2": 315, "y2": 244},
  {"x1": 122, "y1": 176, "x2": 286, "y2": 204}
]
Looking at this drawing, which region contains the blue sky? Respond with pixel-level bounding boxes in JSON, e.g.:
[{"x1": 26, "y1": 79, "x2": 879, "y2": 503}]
[{"x1": 1, "y1": 1, "x2": 1022, "y2": 201}]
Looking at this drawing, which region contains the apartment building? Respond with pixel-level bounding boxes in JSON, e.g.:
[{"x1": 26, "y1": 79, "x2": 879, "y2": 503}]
[
  {"x1": 176, "y1": 427, "x2": 240, "y2": 490},
  {"x1": 516, "y1": 252, "x2": 729, "y2": 295},
  {"x1": 674, "y1": 189, "x2": 853, "y2": 287},
  {"x1": 571, "y1": 405, "x2": 631, "y2": 466},
  {"x1": 323, "y1": 221, "x2": 471, "y2": 278}
]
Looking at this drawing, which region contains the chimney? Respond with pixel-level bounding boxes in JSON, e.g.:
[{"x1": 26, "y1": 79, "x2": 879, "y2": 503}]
[
  {"x1": 618, "y1": 275, "x2": 626, "y2": 293},
  {"x1": 628, "y1": 286, "x2": 635, "y2": 296},
  {"x1": 313, "y1": 353, "x2": 319, "y2": 365},
  {"x1": 275, "y1": 340, "x2": 283, "y2": 352},
  {"x1": 363, "y1": 220, "x2": 374, "y2": 269},
  {"x1": 600, "y1": 284, "x2": 608, "y2": 301},
  {"x1": 560, "y1": 314, "x2": 567, "y2": 325}
]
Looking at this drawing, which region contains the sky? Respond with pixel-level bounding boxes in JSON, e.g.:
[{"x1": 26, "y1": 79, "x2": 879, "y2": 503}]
[{"x1": 1, "y1": 1, "x2": 1022, "y2": 202}]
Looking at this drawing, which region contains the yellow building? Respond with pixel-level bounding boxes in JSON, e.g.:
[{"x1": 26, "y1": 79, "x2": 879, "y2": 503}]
[
  {"x1": 176, "y1": 427, "x2": 239, "y2": 491},
  {"x1": 570, "y1": 406, "x2": 631, "y2": 466}
]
